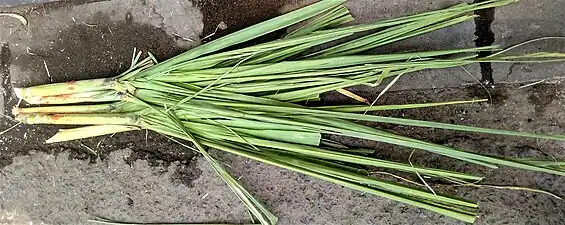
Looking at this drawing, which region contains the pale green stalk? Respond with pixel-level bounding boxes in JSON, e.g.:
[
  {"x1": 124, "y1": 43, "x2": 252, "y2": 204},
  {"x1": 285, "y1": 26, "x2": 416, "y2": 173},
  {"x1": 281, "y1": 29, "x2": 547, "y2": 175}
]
[
  {"x1": 22, "y1": 90, "x2": 124, "y2": 105},
  {"x1": 14, "y1": 78, "x2": 115, "y2": 98},
  {"x1": 313, "y1": 99, "x2": 488, "y2": 112},
  {"x1": 12, "y1": 102, "x2": 143, "y2": 115},
  {"x1": 15, "y1": 113, "x2": 140, "y2": 125}
]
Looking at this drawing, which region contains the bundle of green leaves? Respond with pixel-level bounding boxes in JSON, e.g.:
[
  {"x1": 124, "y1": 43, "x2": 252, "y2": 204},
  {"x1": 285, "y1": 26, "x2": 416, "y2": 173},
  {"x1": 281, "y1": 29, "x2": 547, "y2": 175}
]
[{"x1": 11, "y1": 0, "x2": 565, "y2": 223}]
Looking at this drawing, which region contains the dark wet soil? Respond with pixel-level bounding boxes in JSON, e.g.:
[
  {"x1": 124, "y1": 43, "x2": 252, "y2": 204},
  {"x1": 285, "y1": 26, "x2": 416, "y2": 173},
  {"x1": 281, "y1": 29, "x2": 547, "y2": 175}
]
[
  {"x1": 528, "y1": 84, "x2": 560, "y2": 115},
  {"x1": 12, "y1": 13, "x2": 183, "y2": 86},
  {"x1": 464, "y1": 85, "x2": 510, "y2": 105},
  {"x1": 194, "y1": 0, "x2": 306, "y2": 41}
]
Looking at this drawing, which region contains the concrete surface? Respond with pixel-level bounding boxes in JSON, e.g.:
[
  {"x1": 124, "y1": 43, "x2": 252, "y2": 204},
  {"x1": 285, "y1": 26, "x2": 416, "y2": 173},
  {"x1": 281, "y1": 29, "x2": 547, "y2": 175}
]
[
  {"x1": 492, "y1": 1, "x2": 565, "y2": 83},
  {"x1": 0, "y1": 0, "x2": 56, "y2": 7},
  {"x1": 1, "y1": 0, "x2": 565, "y2": 224},
  {"x1": 1, "y1": 150, "x2": 248, "y2": 224}
]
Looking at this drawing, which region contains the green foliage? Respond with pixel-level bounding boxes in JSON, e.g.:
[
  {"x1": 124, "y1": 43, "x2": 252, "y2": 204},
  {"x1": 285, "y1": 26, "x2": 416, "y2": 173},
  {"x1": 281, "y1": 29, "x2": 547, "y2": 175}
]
[{"x1": 11, "y1": 1, "x2": 565, "y2": 224}]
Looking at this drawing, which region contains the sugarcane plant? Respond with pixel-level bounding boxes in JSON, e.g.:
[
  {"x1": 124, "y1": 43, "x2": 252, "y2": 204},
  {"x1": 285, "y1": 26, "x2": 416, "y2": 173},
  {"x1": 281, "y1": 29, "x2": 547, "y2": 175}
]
[{"x1": 9, "y1": 0, "x2": 565, "y2": 223}]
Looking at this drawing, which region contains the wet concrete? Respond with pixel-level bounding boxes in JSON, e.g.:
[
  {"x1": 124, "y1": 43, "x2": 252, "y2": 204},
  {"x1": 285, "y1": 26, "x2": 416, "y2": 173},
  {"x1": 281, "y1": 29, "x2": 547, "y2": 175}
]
[{"x1": 0, "y1": 149, "x2": 247, "y2": 224}]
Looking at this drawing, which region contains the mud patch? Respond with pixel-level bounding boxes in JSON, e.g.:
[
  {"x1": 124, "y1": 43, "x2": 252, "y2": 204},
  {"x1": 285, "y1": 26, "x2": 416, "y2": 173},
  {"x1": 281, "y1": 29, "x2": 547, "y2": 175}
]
[
  {"x1": 12, "y1": 13, "x2": 183, "y2": 86},
  {"x1": 121, "y1": 132, "x2": 202, "y2": 186},
  {"x1": 464, "y1": 85, "x2": 509, "y2": 105},
  {"x1": 170, "y1": 161, "x2": 203, "y2": 187},
  {"x1": 527, "y1": 84, "x2": 560, "y2": 115}
]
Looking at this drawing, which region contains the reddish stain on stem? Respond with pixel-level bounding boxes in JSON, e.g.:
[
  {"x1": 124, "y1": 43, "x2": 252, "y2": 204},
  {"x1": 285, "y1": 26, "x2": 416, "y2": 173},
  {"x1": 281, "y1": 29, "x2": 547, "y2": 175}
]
[
  {"x1": 39, "y1": 94, "x2": 72, "y2": 104},
  {"x1": 50, "y1": 115, "x2": 63, "y2": 120},
  {"x1": 67, "y1": 81, "x2": 77, "y2": 90},
  {"x1": 53, "y1": 94, "x2": 71, "y2": 99}
]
